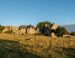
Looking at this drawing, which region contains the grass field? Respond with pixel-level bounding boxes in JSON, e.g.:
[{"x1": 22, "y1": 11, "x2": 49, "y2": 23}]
[{"x1": 0, "y1": 33, "x2": 75, "y2": 58}]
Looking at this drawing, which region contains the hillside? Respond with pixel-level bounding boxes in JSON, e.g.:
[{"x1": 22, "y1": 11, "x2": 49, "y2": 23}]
[{"x1": 0, "y1": 33, "x2": 75, "y2": 58}]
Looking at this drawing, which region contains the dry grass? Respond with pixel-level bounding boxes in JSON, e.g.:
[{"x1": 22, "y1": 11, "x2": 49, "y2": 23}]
[{"x1": 0, "y1": 33, "x2": 75, "y2": 58}]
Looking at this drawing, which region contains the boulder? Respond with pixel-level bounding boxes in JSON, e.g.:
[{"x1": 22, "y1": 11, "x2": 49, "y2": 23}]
[
  {"x1": 51, "y1": 24, "x2": 58, "y2": 30},
  {"x1": 51, "y1": 32, "x2": 56, "y2": 37},
  {"x1": 27, "y1": 27, "x2": 36, "y2": 35}
]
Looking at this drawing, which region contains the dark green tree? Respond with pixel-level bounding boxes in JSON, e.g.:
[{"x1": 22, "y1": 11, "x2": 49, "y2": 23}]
[
  {"x1": 36, "y1": 21, "x2": 52, "y2": 28},
  {"x1": 36, "y1": 21, "x2": 53, "y2": 35}
]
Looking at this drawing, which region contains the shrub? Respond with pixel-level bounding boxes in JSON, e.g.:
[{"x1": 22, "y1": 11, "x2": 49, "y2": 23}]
[
  {"x1": 0, "y1": 25, "x2": 5, "y2": 33},
  {"x1": 55, "y1": 26, "x2": 68, "y2": 37},
  {"x1": 70, "y1": 32, "x2": 75, "y2": 36}
]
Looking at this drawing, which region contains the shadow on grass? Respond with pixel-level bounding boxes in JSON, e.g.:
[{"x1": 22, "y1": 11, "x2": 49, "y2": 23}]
[
  {"x1": 0, "y1": 39, "x2": 42, "y2": 58},
  {"x1": 62, "y1": 47, "x2": 75, "y2": 58},
  {"x1": 47, "y1": 47, "x2": 75, "y2": 58},
  {"x1": 0, "y1": 39, "x2": 75, "y2": 58}
]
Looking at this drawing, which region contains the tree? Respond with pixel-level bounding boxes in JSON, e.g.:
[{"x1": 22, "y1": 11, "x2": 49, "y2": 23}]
[
  {"x1": 55, "y1": 26, "x2": 68, "y2": 37},
  {"x1": 36, "y1": 21, "x2": 52, "y2": 28},
  {"x1": 36, "y1": 21, "x2": 53, "y2": 36}
]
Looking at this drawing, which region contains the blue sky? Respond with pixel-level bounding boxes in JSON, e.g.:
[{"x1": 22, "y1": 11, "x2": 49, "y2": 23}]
[{"x1": 0, "y1": 0, "x2": 75, "y2": 26}]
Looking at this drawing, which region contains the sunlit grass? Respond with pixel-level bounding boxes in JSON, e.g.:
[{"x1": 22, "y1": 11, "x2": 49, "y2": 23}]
[{"x1": 0, "y1": 33, "x2": 75, "y2": 58}]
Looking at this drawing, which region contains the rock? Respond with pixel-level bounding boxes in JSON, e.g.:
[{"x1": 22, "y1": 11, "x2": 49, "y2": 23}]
[
  {"x1": 51, "y1": 32, "x2": 56, "y2": 37},
  {"x1": 51, "y1": 24, "x2": 58, "y2": 30},
  {"x1": 27, "y1": 27, "x2": 36, "y2": 35}
]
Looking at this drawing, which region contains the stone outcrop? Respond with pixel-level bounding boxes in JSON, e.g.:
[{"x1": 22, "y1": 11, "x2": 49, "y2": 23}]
[
  {"x1": 20, "y1": 28, "x2": 26, "y2": 35},
  {"x1": 51, "y1": 32, "x2": 56, "y2": 37},
  {"x1": 2, "y1": 24, "x2": 60, "y2": 37},
  {"x1": 50, "y1": 24, "x2": 58, "y2": 37},
  {"x1": 27, "y1": 27, "x2": 36, "y2": 35},
  {"x1": 51, "y1": 24, "x2": 58, "y2": 30},
  {"x1": 3, "y1": 26, "x2": 12, "y2": 33},
  {"x1": 3, "y1": 26, "x2": 19, "y2": 33},
  {"x1": 3, "y1": 25, "x2": 38, "y2": 35}
]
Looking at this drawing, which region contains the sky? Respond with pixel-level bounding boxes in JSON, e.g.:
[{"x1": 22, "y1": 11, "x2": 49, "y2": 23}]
[{"x1": 0, "y1": 0, "x2": 75, "y2": 26}]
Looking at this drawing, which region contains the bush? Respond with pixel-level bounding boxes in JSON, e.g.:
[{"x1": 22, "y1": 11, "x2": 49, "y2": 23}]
[
  {"x1": 0, "y1": 25, "x2": 5, "y2": 33},
  {"x1": 55, "y1": 26, "x2": 68, "y2": 37},
  {"x1": 70, "y1": 32, "x2": 75, "y2": 36}
]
